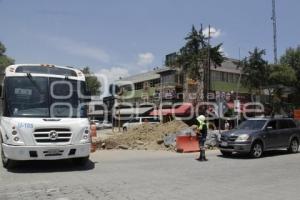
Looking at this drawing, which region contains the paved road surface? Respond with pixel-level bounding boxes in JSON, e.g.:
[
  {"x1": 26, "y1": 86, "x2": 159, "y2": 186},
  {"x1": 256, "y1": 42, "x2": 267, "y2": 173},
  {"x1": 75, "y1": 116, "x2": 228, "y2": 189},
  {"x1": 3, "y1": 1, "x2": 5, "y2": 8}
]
[{"x1": 1, "y1": 150, "x2": 300, "y2": 200}]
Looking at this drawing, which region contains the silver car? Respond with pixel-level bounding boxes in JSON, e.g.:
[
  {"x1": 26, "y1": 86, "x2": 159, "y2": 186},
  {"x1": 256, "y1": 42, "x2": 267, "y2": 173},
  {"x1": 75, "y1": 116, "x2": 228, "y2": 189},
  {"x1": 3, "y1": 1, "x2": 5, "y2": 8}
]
[{"x1": 219, "y1": 118, "x2": 300, "y2": 158}]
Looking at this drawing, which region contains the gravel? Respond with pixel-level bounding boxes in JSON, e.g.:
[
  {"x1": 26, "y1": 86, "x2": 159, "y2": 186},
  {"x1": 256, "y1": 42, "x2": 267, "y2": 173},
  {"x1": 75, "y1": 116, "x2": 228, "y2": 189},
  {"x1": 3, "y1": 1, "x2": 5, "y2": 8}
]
[{"x1": 99, "y1": 120, "x2": 188, "y2": 151}]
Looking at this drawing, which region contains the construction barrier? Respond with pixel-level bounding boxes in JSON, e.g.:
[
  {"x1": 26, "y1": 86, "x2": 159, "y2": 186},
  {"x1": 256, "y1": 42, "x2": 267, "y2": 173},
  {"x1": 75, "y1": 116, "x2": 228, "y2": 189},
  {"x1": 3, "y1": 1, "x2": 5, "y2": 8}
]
[
  {"x1": 294, "y1": 109, "x2": 300, "y2": 120},
  {"x1": 90, "y1": 123, "x2": 97, "y2": 153},
  {"x1": 176, "y1": 135, "x2": 200, "y2": 153}
]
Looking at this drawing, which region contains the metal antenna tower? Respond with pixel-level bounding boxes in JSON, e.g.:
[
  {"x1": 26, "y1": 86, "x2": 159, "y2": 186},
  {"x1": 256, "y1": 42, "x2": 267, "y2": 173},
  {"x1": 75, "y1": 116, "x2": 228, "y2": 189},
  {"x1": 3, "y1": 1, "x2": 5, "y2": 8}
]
[{"x1": 272, "y1": 0, "x2": 278, "y2": 64}]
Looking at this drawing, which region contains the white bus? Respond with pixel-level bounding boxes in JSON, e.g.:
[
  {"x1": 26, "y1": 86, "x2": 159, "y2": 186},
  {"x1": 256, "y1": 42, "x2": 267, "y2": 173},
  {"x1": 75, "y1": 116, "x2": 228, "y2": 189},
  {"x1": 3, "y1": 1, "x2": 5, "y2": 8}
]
[{"x1": 0, "y1": 64, "x2": 91, "y2": 169}]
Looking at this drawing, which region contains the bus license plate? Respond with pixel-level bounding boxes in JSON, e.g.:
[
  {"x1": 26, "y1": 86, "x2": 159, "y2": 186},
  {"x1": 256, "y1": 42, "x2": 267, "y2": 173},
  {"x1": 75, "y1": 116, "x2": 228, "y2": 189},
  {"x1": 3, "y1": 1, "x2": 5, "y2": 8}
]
[{"x1": 47, "y1": 149, "x2": 61, "y2": 154}]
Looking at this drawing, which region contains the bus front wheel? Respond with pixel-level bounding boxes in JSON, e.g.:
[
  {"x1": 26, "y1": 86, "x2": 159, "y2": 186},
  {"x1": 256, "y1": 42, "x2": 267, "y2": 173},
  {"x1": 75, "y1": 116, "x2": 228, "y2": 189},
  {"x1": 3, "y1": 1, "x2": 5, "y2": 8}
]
[{"x1": 1, "y1": 143, "x2": 16, "y2": 169}]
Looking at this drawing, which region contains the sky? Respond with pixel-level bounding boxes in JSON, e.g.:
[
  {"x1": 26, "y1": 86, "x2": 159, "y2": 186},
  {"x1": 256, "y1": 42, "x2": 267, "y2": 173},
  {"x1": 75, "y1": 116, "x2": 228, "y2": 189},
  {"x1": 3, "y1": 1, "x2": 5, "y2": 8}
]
[{"x1": 1, "y1": 0, "x2": 300, "y2": 83}]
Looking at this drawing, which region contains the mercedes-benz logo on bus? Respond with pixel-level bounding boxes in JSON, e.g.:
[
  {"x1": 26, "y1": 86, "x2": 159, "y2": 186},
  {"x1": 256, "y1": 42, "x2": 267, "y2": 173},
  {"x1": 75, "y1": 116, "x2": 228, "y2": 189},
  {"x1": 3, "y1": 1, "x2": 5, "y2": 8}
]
[{"x1": 49, "y1": 130, "x2": 58, "y2": 141}]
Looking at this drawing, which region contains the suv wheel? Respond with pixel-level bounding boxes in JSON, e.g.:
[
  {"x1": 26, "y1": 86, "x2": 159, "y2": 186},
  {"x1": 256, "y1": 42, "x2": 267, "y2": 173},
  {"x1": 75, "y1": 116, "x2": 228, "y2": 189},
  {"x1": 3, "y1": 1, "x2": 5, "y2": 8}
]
[
  {"x1": 288, "y1": 138, "x2": 299, "y2": 153},
  {"x1": 250, "y1": 142, "x2": 263, "y2": 158}
]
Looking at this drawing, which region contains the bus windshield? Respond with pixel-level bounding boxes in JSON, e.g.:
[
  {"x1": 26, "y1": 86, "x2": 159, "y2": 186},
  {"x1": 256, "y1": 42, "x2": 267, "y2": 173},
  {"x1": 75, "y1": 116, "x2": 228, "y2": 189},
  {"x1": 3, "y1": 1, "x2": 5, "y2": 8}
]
[{"x1": 4, "y1": 76, "x2": 89, "y2": 118}]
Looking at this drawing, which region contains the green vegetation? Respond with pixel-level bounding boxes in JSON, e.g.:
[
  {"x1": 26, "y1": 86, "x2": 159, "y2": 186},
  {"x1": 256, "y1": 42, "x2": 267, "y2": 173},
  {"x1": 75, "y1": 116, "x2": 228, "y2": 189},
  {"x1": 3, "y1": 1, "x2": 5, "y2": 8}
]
[
  {"x1": 212, "y1": 81, "x2": 248, "y2": 93},
  {"x1": 241, "y1": 47, "x2": 299, "y2": 114},
  {"x1": 122, "y1": 87, "x2": 156, "y2": 99},
  {"x1": 171, "y1": 25, "x2": 224, "y2": 81},
  {"x1": 81, "y1": 67, "x2": 101, "y2": 96},
  {"x1": 0, "y1": 41, "x2": 14, "y2": 72},
  {"x1": 280, "y1": 46, "x2": 300, "y2": 90},
  {"x1": 269, "y1": 64, "x2": 297, "y2": 86},
  {"x1": 241, "y1": 48, "x2": 270, "y2": 95},
  {"x1": 166, "y1": 25, "x2": 224, "y2": 101}
]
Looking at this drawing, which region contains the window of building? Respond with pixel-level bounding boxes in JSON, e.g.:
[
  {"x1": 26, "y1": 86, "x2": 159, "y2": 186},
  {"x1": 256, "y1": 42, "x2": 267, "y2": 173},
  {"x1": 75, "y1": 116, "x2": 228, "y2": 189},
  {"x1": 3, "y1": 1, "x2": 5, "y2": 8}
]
[
  {"x1": 149, "y1": 78, "x2": 160, "y2": 87},
  {"x1": 212, "y1": 71, "x2": 221, "y2": 81},
  {"x1": 230, "y1": 73, "x2": 239, "y2": 83},
  {"x1": 143, "y1": 82, "x2": 149, "y2": 89},
  {"x1": 162, "y1": 73, "x2": 175, "y2": 85},
  {"x1": 221, "y1": 72, "x2": 227, "y2": 82},
  {"x1": 134, "y1": 82, "x2": 143, "y2": 90}
]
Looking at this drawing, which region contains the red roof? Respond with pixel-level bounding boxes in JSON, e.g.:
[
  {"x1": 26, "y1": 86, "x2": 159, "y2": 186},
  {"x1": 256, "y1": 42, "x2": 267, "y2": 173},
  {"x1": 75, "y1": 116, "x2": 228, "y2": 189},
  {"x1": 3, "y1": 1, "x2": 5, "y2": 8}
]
[{"x1": 150, "y1": 103, "x2": 192, "y2": 116}]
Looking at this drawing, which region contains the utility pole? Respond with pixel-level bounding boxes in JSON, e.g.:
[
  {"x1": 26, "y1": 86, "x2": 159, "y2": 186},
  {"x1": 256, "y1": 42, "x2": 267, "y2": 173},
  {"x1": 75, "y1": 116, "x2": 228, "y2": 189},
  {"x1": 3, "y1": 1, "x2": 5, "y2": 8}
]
[
  {"x1": 207, "y1": 25, "x2": 211, "y2": 95},
  {"x1": 200, "y1": 24, "x2": 207, "y2": 103},
  {"x1": 235, "y1": 48, "x2": 242, "y2": 127},
  {"x1": 272, "y1": 0, "x2": 278, "y2": 64}
]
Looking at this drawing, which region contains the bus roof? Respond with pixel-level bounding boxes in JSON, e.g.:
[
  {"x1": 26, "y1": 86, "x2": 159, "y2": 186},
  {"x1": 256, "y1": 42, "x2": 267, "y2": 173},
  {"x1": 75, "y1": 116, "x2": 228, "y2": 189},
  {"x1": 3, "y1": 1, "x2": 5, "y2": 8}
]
[{"x1": 5, "y1": 64, "x2": 85, "y2": 81}]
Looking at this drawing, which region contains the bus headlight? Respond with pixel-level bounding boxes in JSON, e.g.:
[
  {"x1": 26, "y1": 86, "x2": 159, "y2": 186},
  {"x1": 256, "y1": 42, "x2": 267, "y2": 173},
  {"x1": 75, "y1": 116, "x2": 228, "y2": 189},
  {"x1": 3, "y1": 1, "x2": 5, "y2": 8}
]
[
  {"x1": 11, "y1": 134, "x2": 24, "y2": 145},
  {"x1": 81, "y1": 127, "x2": 91, "y2": 143},
  {"x1": 9, "y1": 128, "x2": 24, "y2": 145}
]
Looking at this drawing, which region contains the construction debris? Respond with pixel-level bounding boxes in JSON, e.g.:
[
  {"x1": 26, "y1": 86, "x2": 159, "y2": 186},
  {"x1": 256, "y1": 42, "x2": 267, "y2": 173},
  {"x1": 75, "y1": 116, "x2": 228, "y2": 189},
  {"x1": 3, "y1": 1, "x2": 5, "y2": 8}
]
[
  {"x1": 97, "y1": 120, "x2": 222, "y2": 151},
  {"x1": 98, "y1": 120, "x2": 189, "y2": 151}
]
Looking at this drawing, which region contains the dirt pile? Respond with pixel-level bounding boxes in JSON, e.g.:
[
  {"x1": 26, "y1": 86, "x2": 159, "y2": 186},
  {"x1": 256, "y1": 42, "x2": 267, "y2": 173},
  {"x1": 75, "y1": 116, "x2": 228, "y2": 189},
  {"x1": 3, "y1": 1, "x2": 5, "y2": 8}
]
[{"x1": 99, "y1": 120, "x2": 188, "y2": 151}]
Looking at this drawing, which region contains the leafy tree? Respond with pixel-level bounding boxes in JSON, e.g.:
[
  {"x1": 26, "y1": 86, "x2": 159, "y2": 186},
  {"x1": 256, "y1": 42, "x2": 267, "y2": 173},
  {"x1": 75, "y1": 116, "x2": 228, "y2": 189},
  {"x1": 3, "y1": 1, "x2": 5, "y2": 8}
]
[
  {"x1": 269, "y1": 64, "x2": 297, "y2": 86},
  {"x1": 0, "y1": 41, "x2": 14, "y2": 72},
  {"x1": 82, "y1": 67, "x2": 101, "y2": 95},
  {"x1": 175, "y1": 25, "x2": 224, "y2": 80},
  {"x1": 169, "y1": 25, "x2": 224, "y2": 101},
  {"x1": 241, "y1": 48, "x2": 270, "y2": 96},
  {"x1": 280, "y1": 46, "x2": 300, "y2": 89},
  {"x1": 268, "y1": 64, "x2": 297, "y2": 115}
]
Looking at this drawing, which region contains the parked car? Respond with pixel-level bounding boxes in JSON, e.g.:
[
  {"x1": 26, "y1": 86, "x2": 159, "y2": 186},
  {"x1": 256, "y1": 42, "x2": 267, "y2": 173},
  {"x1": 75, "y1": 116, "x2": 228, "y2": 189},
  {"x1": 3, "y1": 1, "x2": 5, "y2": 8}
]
[
  {"x1": 219, "y1": 118, "x2": 300, "y2": 158},
  {"x1": 99, "y1": 120, "x2": 113, "y2": 129},
  {"x1": 90, "y1": 120, "x2": 101, "y2": 129},
  {"x1": 123, "y1": 117, "x2": 160, "y2": 131}
]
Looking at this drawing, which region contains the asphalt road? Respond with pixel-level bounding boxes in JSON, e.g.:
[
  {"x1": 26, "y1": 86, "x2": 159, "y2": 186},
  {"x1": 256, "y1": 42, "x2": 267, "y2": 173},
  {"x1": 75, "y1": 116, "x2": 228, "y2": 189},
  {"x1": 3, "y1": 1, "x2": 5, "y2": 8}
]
[{"x1": 1, "y1": 149, "x2": 300, "y2": 200}]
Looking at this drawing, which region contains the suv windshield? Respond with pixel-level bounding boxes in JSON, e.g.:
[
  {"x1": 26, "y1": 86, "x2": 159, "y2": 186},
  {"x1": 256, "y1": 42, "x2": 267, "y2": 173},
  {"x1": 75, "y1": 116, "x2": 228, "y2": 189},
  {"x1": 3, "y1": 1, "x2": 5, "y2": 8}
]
[
  {"x1": 237, "y1": 120, "x2": 267, "y2": 130},
  {"x1": 4, "y1": 77, "x2": 89, "y2": 118}
]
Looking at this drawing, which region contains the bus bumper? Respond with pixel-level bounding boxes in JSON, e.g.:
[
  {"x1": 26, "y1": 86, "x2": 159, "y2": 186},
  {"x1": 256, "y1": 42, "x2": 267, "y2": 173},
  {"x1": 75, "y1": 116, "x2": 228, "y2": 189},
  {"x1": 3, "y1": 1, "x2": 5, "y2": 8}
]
[{"x1": 2, "y1": 143, "x2": 90, "y2": 161}]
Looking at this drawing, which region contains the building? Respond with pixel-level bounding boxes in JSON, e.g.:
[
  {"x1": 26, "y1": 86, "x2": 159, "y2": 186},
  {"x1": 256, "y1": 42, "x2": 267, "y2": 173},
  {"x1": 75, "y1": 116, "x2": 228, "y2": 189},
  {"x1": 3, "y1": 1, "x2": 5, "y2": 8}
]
[
  {"x1": 88, "y1": 57, "x2": 251, "y2": 126},
  {"x1": 115, "y1": 69, "x2": 161, "y2": 106},
  {"x1": 116, "y1": 58, "x2": 249, "y2": 104}
]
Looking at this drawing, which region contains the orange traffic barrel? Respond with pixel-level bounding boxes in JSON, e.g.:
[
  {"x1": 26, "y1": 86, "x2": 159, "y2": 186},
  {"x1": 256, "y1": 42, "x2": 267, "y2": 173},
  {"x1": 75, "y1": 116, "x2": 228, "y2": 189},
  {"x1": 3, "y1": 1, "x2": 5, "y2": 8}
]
[{"x1": 90, "y1": 123, "x2": 97, "y2": 153}]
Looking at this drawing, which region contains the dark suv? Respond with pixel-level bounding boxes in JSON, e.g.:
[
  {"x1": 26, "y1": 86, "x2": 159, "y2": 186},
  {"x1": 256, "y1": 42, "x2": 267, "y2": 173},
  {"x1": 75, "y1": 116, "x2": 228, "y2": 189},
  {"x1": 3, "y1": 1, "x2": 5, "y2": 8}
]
[{"x1": 219, "y1": 118, "x2": 300, "y2": 158}]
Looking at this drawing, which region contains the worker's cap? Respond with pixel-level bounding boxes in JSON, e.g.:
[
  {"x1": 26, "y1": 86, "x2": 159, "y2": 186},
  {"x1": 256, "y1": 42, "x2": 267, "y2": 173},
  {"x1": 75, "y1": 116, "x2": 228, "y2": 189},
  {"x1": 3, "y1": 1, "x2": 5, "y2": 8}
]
[{"x1": 197, "y1": 115, "x2": 206, "y2": 122}]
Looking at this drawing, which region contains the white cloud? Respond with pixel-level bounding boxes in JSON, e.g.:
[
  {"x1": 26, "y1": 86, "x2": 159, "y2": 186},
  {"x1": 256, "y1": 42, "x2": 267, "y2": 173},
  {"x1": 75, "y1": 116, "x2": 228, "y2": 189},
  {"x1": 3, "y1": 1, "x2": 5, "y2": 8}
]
[
  {"x1": 95, "y1": 67, "x2": 130, "y2": 97},
  {"x1": 43, "y1": 36, "x2": 110, "y2": 63},
  {"x1": 219, "y1": 47, "x2": 229, "y2": 57},
  {"x1": 203, "y1": 27, "x2": 221, "y2": 38},
  {"x1": 97, "y1": 67, "x2": 129, "y2": 83},
  {"x1": 137, "y1": 52, "x2": 154, "y2": 66}
]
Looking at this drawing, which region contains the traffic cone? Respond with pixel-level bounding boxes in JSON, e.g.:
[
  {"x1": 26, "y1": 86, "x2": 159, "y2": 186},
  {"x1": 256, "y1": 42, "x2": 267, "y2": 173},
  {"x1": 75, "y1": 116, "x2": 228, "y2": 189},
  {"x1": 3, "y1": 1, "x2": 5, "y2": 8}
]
[{"x1": 90, "y1": 123, "x2": 97, "y2": 153}]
